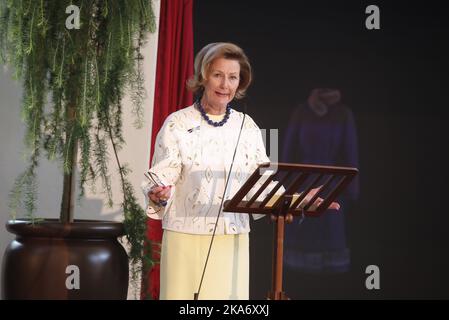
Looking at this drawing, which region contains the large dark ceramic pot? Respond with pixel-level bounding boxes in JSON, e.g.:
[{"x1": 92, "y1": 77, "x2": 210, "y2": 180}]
[{"x1": 2, "y1": 219, "x2": 129, "y2": 299}]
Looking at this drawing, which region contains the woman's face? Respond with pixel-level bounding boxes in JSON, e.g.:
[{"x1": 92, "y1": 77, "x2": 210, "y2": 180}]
[{"x1": 203, "y1": 58, "x2": 240, "y2": 109}]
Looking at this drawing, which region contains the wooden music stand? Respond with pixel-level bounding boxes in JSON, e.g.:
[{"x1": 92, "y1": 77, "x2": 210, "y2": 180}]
[{"x1": 223, "y1": 162, "x2": 358, "y2": 300}]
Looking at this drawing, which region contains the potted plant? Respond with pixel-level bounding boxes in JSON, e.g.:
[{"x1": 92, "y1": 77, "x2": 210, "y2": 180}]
[{"x1": 0, "y1": 0, "x2": 155, "y2": 299}]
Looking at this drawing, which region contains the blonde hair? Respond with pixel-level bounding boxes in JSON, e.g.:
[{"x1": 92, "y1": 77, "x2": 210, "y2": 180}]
[{"x1": 187, "y1": 42, "x2": 252, "y2": 99}]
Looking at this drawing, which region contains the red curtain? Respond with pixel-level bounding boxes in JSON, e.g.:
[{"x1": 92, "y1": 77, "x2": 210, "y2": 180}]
[{"x1": 141, "y1": 0, "x2": 194, "y2": 300}]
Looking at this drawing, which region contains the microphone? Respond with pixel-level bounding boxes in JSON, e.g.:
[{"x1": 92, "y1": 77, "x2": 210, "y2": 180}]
[{"x1": 194, "y1": 105, "x2": 247, "y2": 300}]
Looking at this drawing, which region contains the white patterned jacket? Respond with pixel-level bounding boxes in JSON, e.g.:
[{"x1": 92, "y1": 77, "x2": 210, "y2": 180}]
[{"x1": 141, "y1": 104, "x2": 281, "y2": 235}]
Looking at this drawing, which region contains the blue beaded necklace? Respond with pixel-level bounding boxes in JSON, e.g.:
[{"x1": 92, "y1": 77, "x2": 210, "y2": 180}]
[{"x1": 196, "y1": 99, "x2": 231, "y2": 127}]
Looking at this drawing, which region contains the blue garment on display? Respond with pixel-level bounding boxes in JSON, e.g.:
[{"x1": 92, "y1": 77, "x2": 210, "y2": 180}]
[{"x1": 281, "y1": 102, "x2": 359, "y2": 273}]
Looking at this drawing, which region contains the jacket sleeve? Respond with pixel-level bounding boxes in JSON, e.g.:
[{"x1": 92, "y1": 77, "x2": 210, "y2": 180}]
[
  {"x1": 338, "y1": 108, "x2": 360, "y2": 201},
  {"x1": 141, "y1": 114, "x2": 182, "y2": 220}
]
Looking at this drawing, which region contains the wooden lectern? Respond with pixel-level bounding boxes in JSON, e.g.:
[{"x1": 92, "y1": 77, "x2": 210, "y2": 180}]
[{"x1": 223, "y1": 162, "x2": 358, "y2": 300}]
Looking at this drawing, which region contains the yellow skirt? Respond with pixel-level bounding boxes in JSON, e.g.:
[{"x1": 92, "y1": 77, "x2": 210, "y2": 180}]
[{"x1": 159, "y1": 230, "x2": 249, "y2": 300}]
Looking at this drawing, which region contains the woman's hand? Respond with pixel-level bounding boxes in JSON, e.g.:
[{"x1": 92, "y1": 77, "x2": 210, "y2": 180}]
[
  {"x1": 148, "y1": 185, "x2": 172, "y2": 204},
  {"x1": 303, "y1": 186, "x2": 340, "y2": 210}
]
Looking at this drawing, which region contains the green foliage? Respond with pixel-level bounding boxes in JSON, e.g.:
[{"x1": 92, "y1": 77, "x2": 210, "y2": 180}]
[
  {"x1": 120, "y1": 165, "x2": 155, "y2": 292},
  {"x1": 1, "y1": 0, "x2": 156, "y2": 288}
]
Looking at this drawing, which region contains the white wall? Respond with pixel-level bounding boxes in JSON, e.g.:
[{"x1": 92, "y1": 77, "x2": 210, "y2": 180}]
[{"x1": 0, "y1": 0, "x2": 160, "y2": 299}]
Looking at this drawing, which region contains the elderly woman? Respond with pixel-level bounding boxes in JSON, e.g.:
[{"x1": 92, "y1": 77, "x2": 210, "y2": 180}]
[{"x1": 141, "y1": 42, "x2": 337, "y2": 300}]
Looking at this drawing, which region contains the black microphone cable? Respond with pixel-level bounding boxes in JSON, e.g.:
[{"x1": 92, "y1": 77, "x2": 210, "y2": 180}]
[{"x1": 194, "y1": 107, "x2": 247, "y2": 300}]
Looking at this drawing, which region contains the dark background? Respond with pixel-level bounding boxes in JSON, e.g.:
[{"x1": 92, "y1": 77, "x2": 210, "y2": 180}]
[{"x1": 194, "y1": 0, "x2": 449, "y2": 299}]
